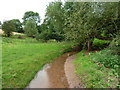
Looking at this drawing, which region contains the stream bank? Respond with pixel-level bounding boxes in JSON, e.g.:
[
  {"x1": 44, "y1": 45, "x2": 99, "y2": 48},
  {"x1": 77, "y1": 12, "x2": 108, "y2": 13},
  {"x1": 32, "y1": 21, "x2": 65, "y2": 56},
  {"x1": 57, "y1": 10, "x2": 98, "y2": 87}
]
[
  {"x1": 27, "y1": 52, "x2": 77, "y2": 88},
  {"x1": 64, "y1": 55, "x2": 84, "y2": 88}
]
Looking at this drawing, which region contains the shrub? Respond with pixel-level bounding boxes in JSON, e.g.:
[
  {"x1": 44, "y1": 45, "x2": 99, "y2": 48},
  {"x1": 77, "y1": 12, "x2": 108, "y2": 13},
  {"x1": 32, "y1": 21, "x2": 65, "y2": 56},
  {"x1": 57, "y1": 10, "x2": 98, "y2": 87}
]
[
  {"x1": 2, "y1": 20, "x2": 16, "y2": 37},
  {"x1": 24, "y1": 18, "x2": 38, "y2": 37},
  {"x1": 92, "y1": 38, "x2": 110, "y2": 50},
  {"x1": 109, "y1": 35, "x2": 120, "y2": 55},
  {"x1": 90, "y1": 49, "x2": 120, "y2": 70}
]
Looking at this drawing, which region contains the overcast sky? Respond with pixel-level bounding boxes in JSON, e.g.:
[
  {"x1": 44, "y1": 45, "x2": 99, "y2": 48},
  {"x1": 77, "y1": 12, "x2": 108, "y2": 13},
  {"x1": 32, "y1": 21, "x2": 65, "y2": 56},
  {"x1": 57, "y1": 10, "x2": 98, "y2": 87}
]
[
  {"x1": 0, "y1": 0, "x2": 118, "y2": 23},
  {"x1": 0, "y1": 0, "x2": 58, "y2": 23}
]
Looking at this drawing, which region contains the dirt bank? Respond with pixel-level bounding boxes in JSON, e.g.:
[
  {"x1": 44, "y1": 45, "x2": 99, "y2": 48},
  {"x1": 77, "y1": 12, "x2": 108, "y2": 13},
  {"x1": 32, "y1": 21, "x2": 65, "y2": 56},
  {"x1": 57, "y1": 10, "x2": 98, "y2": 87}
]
[{"x1": 64, "y1": 54, "x2": 84, "y2": 88}]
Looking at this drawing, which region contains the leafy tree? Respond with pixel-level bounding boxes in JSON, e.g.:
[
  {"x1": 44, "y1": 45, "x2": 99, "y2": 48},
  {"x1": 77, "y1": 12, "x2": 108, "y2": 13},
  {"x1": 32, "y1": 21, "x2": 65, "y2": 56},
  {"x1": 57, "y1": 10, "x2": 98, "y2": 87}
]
[
  {"x1": 22, "y1": 11, "x2": 40, "y2": 25},
  {"x1": 39, "y1": 1, "x2": 65, "y2": 41},
  {"x1": 0, "y1": 21, "x2": 1, "y2": 29},
  {"x1": 109, "y1": 34, "x2": 120, "y2": 55},
  {"x1": 38, "y1": 18, "x2": 64, "y2": 41},
  {"x1": 93, "y1": 2, "x2": 119, "y2": 39},
  {"x1": 46, "y1": 2, "x2": 64, "y2": 34},
  {"x1": 10, "y1": 19, "x2": 23, "y2": 33},
  {"x1": 24, "y1": 18, "x2": 38, "y2": 37},
  {"x1": 63, "y1": 2, "x2": 95, "y2": 50},
  {"x1": 63, "y1": 2, "x2": 119, "y2": 51},
  {"x1": 2, "y1": 20, "x2": 15, "y2": 37}
]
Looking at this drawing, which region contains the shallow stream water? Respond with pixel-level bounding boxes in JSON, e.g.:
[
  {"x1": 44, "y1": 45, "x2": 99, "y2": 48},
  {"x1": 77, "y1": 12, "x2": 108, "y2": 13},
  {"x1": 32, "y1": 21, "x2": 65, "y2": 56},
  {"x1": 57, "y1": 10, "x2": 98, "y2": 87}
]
[{"x1": 27, "y1": 52, "x2": 76, "y2": 88}]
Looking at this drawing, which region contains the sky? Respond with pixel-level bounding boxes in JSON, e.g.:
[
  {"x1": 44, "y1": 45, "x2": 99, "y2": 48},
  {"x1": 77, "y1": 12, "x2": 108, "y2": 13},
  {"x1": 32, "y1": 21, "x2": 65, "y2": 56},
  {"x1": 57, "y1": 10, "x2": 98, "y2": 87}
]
[
  {"x1": 0, "y1": 0, "x2": 118, "y2": 23},
  {"x1": 0, "y1": 0, "x2": 57, "y2": 23}
]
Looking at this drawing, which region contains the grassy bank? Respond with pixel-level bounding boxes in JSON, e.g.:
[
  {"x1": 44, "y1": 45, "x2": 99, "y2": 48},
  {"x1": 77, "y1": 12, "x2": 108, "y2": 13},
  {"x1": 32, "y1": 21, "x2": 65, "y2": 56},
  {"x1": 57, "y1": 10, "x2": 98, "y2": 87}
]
[
  {"x1": 2, "y1": 37, "x2": 73, "y2": 88},
  {"x1": 73, "y1": 50, "x2": 119, "y2": 88}
]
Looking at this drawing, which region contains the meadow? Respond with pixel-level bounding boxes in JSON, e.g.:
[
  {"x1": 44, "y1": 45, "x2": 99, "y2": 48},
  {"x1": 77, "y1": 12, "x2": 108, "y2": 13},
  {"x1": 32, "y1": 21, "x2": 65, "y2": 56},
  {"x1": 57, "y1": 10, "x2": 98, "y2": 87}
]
[{"x1": 2, "y1": 36, "x2": 73, "y2": 88}]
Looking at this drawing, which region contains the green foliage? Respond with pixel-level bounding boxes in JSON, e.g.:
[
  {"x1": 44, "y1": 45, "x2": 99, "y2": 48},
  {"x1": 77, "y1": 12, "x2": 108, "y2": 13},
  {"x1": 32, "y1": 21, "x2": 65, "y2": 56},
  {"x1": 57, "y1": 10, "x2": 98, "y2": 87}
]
[
  {"x1": 62, "y1": 47, "x2": 73, "y2": 53},
  {"x1": 22, "y1": 11, "x2": 40, "y2": 25},
  {"x1": 40, "y1": 2, "x2": 119, "y2": 50},
  {"x1": 92, "y1": 38, "x2": 110, "y2": 50},
  {"x1": 2, "y1": 37, "x2": 73, "y2": 88},
  {"x1": 2, "y1": 20, "x2": 16, "y2": 37},
  {"x1": 39, "y1": 2, "x2": 65, "y2": 41},
  {"x1": 90, "y1": 49, "x2": 119, "y2": 88},
  {"x1": 63, "y1": 2, "x2": 119, "y2": 50},
  {"x1": 2, "y1": 37, "x2": 13, "y2": 43},
  {"x1": 39, "y1": 22, "x2": 64, "y2": 41},
  {"x1": 24, "y1": 18, "x2": 38, "y2": 37},
  {"x1": 90, "y1": 49, "x2": 119, "y2": 69},
  {"x1": 109, "y1": 34, "x2": 120, "y2": 55},
  {"x1": 74, "y1": 51, "x2": 119, "y2": 88},
  {"x1": 36, "y1": 30, "x2": 51, "y2": 41},
  {"x1": 10, "y1": 19, "x2": 24, "y2": 33},
  {"x1": 46, "y1": 2, "x2": 64, "y2": 33}
]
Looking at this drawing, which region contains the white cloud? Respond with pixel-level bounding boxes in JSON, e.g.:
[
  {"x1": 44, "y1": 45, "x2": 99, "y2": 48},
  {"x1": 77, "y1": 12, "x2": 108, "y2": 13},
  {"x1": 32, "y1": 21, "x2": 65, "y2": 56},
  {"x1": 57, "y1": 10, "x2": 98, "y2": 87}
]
[{"x1": 0, "y1": 0, "x2": 55, "y2": 23}]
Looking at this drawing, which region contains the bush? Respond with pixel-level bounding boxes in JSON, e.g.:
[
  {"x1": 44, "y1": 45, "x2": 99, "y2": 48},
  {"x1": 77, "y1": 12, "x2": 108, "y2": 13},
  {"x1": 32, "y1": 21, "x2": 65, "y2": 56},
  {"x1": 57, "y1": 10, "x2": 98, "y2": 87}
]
[
  {"x1": 109, "y1": 35, "x2": 120, "y2": 55},
  {"x1": 62, "y1": 47, "x2": 74, "y2": 53},
  {"x1": 36, "y1": 30, "x2": 64, "y2": 42},
  {"x1": 90, "y1": 49, "x2": 120, "y2": 70},
  {"x1": 2, "y1": 20, "x2": 16, "y2": 37},
  {"x1": 92, "y1": 38, "x2": 110, "y2": 50},
  {"x1": 24, "y1": 18, "x2": 38, "y2": 37}
]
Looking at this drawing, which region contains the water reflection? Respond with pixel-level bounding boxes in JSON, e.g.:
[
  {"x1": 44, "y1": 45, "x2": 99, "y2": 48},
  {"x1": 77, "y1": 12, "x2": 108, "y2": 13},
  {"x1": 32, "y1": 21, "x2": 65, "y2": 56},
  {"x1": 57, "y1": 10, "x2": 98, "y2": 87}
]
[
  {"x1": 27, "y1": 52, "x2": 76, "y2": 88},
  {"x1": 27, "y1": 64, "x2": 50, "y2": 88}
]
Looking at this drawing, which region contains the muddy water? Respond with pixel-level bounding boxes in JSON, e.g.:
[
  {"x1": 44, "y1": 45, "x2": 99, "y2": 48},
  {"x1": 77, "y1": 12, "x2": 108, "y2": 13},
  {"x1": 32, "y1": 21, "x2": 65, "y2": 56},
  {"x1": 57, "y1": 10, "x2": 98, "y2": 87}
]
[{"x1": 27, "y1": 52, "x2": 77, "y2": 88}]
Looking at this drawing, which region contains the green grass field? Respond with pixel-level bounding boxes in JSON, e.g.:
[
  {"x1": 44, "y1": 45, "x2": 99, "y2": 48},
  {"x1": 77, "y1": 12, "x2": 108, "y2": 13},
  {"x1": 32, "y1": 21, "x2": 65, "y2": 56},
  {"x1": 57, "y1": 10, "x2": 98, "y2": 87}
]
[{"x1": 2, "y1": 37, "x2": 73, "y2": 88}]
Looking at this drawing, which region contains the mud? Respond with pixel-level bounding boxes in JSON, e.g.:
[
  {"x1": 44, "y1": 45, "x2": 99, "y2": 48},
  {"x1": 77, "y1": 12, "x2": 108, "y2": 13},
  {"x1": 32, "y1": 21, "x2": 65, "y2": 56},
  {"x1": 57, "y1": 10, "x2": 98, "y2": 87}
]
[
  {"x1": 64, "y1": 55, "x2": 84, "y2": 88},
  {"x1": 27, "y1": 52, "x2": 77, "y2": 88}
]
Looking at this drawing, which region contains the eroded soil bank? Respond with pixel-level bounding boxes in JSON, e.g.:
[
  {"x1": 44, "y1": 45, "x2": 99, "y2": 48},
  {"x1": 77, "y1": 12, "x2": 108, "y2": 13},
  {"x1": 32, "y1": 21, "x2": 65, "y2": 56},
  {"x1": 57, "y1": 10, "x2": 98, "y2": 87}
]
[
  {"x1": 64, "y1": 55, "x2": 84, "y2": 88},
  {"x1": 27, "y1": 52, "x2": 77, "y2": 88}
]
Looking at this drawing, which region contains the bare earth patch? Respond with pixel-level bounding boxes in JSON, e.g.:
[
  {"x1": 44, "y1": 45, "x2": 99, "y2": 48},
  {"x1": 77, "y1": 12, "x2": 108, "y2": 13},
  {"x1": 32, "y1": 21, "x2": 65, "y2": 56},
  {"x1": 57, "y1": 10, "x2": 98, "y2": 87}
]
[
  {"x1": 0, "y1": 29, "x2": 24, "y2": 35},
  {"x1": 64, "y1": 54, "x2": 84, "y2": 88},
  {"x1": 0, "y1": 29, "x2": 4, "y2": 35}
]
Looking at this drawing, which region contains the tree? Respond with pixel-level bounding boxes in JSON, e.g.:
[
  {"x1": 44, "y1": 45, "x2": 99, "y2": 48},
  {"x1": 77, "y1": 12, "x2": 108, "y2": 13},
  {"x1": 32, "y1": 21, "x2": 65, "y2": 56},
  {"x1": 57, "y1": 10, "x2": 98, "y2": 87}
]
[
  {"x1": 0, "y1": 21, "x2": 1, "y2": 29},
  {"x1": 24, "y1": 18, "x2": 38, "y2": 37},
  {"x1": 2, "y1": 20, "x2": 15, "y2": 37},
  {"x1": 22, "y1": 11, "x2": 40, "y2": 25},
  {"x1": 63, "y1": 2, "x2": 95, "y2": 50},
  {"x1": 46, "y1": 2, "x2": 64, "y2": 34},
  {"x1": 93, "y1": 2, "x2": 119, "y2": 39},
  {"x1": 63, "y1": 2, "x2": 119, "y2": 51},
  {"x1": 10, "y1": 19, "x2": 23, "y2": 33},
  {"x1": 39, "y1": 1, "x2": 65, "y2": 41}
]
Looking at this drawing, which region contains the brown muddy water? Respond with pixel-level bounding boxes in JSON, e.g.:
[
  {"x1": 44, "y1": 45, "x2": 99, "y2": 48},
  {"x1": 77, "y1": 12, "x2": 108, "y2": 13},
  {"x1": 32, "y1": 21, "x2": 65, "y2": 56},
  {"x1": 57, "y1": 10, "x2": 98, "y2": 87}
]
[{"x1": 27, "y1": 52, "x2": 77, "y2": 88}]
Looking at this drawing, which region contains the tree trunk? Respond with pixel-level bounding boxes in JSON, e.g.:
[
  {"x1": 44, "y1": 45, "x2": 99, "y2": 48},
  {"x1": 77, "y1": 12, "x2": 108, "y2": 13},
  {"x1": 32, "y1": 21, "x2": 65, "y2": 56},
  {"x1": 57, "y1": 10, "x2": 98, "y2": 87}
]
[
  {"x1": 7, "y1": 33, "x2": 10, "y2": 37},
  {"x1": 87, "y1": 40, "x2": 93, "y2": 51}
]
